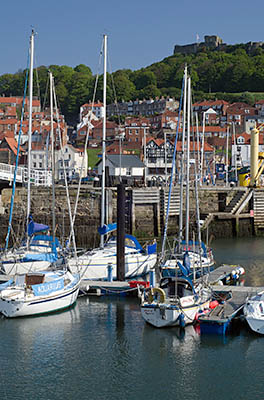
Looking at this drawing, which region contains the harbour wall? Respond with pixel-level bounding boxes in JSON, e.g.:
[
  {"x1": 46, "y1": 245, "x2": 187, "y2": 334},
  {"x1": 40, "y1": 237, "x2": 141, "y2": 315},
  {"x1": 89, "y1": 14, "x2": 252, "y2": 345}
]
[{"x1": 0, "y1": 185, "x2": 262, "y2": 248}]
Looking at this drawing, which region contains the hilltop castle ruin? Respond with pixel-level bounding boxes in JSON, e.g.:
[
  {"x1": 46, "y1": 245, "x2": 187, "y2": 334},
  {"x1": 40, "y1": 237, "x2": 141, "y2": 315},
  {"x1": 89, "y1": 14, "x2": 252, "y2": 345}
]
[{"x1": 173, "y1": 35, "x2": 264, "y2": 55}]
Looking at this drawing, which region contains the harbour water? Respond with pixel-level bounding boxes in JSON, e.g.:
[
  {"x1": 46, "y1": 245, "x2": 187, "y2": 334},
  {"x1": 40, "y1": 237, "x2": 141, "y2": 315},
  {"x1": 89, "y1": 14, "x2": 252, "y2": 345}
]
[{"x1": 1, "y1": 237, "x2": 264, "y2": 400}]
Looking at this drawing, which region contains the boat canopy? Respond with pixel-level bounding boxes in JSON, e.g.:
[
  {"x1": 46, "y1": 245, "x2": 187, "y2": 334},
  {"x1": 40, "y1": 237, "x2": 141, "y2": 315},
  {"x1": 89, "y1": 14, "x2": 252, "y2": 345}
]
[{"x1": 125, "y1": 234, "x2": 143, "y2": 251}]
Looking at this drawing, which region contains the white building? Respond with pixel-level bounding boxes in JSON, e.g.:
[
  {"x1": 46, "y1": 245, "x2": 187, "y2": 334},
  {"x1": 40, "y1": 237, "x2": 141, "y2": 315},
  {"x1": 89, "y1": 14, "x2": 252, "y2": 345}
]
[
  {"x1": 30, "y1": 144, "x2": 87, "y2": 181},
  {"x1": 97, "y1": 154, "x2": 145, "y2": 185},
  {"x1": 231, "y1": 132, "x2": 264, "y2": 167}
]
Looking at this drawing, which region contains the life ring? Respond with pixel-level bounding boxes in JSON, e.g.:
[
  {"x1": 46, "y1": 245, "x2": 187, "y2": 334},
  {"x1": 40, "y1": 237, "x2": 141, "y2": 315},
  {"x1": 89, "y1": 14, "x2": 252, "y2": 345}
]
[{"x1": 148, "y1": 287, "x2": 166, "y2": 303}]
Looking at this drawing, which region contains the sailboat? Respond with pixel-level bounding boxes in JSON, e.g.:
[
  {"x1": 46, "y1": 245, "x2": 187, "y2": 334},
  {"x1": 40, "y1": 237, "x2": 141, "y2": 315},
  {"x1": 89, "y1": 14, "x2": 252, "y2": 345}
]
[
  {"x1": 141, "y1": 69, "x2": 211, "y2": 328},
  {"x1": 0, "y1": 31, "x2": 63, "y2": 276},
  {"x1": 160, "y1": 65, "x2": 214, "y2": 280},
  {"x1": 0, "y1": 67, "x2": 80, "y2": 318},
  {"x1": 68, "y1": 35, "x2": 157, "y2": 281},
  {"x1": 0, "y1": 269, "x2": 80, "y2": 318}
]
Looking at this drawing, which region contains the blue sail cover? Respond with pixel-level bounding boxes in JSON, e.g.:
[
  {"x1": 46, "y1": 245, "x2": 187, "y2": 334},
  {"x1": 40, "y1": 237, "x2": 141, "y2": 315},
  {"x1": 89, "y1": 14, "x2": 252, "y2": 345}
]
[
  {"x1": 183, "y1": 252, "x2": 191, "y2": 274},
  {"x1": 27, "y1": 216, "x2": 49, "y2": 236},
  {"x1": 32, "y1": 278, "x2": 64, "y2": 296},
  {"x1": 177, "y1": 260, "x2": 189, "y2": 277},
  {"x1": 98, "y1": 223, "x2": 117, "y2": 235}
]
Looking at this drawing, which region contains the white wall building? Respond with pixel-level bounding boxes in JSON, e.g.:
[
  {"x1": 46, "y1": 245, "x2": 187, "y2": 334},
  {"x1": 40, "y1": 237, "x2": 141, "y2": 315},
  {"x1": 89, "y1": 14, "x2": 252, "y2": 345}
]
[
  {"x1": 231, "y1": 133, "x2": 264, "y2": 167},
  {"x1": 31, "y1": 144, "x2": 87, "y2": 181}
]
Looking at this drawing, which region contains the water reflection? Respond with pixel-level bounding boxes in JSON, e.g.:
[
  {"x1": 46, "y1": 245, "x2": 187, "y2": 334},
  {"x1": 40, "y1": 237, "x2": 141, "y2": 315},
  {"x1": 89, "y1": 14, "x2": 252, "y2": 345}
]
[
  {"x1": 212, "y1": 237, "x2": 264, "y2": 286},
  {"x1": 1, "y1": 235, "x2": 264, "y2": 400}
]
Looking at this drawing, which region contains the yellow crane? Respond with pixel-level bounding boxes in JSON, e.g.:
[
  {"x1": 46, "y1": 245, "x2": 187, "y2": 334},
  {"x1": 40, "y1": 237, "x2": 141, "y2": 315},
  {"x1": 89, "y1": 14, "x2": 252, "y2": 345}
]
[{"x1": 250, "y1": 123, "x2": 264, "y2": 187}]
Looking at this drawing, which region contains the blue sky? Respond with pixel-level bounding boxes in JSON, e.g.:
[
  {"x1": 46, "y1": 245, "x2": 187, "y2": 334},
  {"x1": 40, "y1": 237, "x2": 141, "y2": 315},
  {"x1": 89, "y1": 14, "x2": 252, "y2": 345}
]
[{"x1": 1, "y1": 0, "x2": 264, "y2": 76}]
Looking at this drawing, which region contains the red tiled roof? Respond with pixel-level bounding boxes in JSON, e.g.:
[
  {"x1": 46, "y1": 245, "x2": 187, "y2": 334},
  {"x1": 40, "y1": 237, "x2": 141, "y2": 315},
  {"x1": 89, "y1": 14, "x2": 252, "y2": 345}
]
[
  {"x1": 0, "y1": 131, "x2": 14, "y2": 142},
  {"x1": 4, "y1": 137, "x2": 24, "y2": 156},
  {"x1": 82, "y1": 102, "x2": 104, "y2": 108},
  {"x1": 146, "y1": 136, "x2": 213, "y2": 152},
  {"x1": 0, "y1": 118, "x2": 17, "y2": 125},
  {"x1": 193, "y1": 100, "x2": 229, "y2": 107},
  {"x1": 93, "y1": 120, "x2": 117, "y2": 129}
]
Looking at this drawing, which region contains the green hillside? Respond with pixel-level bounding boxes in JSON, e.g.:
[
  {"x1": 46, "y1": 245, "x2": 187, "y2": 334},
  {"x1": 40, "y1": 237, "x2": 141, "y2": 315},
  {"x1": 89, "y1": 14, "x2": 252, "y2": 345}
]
[{"x1": 1, "y1": 44, "x2": 264, "y2": 122}]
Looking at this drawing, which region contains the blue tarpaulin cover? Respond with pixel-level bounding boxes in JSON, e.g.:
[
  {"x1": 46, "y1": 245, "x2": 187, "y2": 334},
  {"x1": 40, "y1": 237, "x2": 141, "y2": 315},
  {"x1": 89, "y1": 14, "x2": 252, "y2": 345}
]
[{"x1": 32, "y1": 278, "x2": 64, "y2": 296}]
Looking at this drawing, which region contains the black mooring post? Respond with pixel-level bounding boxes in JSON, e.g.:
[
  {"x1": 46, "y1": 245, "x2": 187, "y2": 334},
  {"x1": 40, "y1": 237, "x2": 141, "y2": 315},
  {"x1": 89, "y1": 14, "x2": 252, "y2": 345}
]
[{"x1": 117, "y1": 183, "x2": 125, "y2": 281}]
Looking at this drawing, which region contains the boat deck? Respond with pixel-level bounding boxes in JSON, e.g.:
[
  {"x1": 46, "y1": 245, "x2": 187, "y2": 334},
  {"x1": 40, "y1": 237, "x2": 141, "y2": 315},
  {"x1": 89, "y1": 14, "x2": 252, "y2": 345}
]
[{"x1": 198, "y1": 264, "x2": 240, "y2": 285}]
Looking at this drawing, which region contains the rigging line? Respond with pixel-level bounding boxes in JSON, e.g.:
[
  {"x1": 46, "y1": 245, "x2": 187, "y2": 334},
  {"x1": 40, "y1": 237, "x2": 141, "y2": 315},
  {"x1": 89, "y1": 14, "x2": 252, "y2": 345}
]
[
  {"x1": 108, "y1": 52, "x2": 123, "y2": 183},
  {"x1": 161, "y1": 74, "x2": 185, "y2": 259},
  {"x1": 52, "y1": 77, "x2": 77, "y2": 258},
  {"x1": 4, "y1": 53, "x2": 30, "y2": 251},
  {"x1": 107, "y1": 53, "x2": 121, "y2": 126},
  {"x1": 34, "y1": 51, "x2": 41, "y2": 109},
  {"x1": 42, "y1": 75, "x2": 49, "y2": 113},
  {"x1": 68, "y1": 38, "x2": 104, "y2": 248}
]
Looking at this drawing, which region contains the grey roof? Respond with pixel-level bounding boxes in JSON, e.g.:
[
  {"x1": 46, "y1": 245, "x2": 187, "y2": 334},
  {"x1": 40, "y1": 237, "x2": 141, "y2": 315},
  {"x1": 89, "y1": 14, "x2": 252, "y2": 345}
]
[{"x1": 106, "y1": 154, "x2": 144, "y2": 168}]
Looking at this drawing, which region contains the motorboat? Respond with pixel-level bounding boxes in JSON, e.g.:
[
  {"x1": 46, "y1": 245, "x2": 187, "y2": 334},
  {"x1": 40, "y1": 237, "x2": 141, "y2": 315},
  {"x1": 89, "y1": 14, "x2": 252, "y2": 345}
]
[
  {"x1": 243, "y1": 292, "x2": 264, "y2": 334},
  {"x1": 0, "y1": 269, "x2": 80, "y2": 318}
]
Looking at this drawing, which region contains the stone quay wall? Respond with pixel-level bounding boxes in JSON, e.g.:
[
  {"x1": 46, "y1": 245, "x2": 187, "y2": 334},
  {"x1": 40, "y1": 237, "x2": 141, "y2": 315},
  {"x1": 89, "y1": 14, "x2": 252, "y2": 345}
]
[{"x1": 0, "y1": 186, "x2": 257, "y2": 248}]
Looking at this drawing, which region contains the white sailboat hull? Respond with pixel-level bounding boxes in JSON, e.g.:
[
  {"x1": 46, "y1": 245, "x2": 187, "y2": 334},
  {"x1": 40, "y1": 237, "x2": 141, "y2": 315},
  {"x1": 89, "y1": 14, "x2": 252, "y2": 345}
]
[
  {"x1": 1, "y1": 258, "x2": 51, "y2": 276},
  {"x1": 69, "y1": 246, "x2": 157, "y2": 280},
  {"x1": 0, "y1": 271, "x2": 80, "y2": 318},
  {"x1": 141, "y1": 298, "x2": 210, "y2": 328},
  {"x1": 244, "y1": 293, "x2": 264, "y2": 334}
]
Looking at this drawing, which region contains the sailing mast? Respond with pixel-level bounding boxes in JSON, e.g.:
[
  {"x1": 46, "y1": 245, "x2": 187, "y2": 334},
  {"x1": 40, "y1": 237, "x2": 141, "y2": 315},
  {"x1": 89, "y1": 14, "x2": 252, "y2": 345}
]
[
  {"x1": 185, "y1": 76, "x2": 191, "y2": 245},
  {"x1": 26, "y1": 29, "x2": 34, "y2": 248},
  {"x1": 178, "y1": 66, "x2": 187, "y2": 248},
  {"x1": 49, "y1": 71, "x2": 56, "y2": 248},
  {"x1": 100, "y1": 34, "x2": 107, "y2": 248}
]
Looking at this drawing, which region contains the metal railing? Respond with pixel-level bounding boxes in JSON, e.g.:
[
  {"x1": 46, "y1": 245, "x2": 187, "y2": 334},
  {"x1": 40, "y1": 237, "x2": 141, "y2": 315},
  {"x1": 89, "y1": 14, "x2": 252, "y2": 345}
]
[{"x1": 0, "y1": 163, "x2": 52, "y2": 186}]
